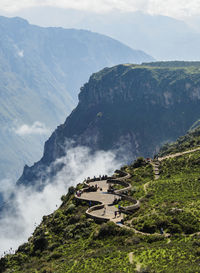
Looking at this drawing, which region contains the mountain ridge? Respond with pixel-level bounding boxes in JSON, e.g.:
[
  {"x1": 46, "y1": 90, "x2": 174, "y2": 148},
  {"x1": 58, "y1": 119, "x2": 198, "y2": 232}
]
[
  {"x1": 0, "y1": 15, "x2": 153, "y2": 180},
  {"x1": 18, "y1": 62, "x2": 200, "y2": 187}
]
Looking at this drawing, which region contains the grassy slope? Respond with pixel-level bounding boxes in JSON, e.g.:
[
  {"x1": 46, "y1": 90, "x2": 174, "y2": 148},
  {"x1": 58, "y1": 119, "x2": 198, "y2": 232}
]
[
  {"x1": 3, "y1": 129, "x2": 200, "y2": 272},
  {"x1": 159, "y1": 125, "x2": 200, "y2": 156}
]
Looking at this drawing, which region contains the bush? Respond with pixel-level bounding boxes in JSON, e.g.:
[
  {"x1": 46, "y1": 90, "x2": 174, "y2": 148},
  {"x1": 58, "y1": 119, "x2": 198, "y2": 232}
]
[
  {"x1": 17, "y1": 243, "x2": 30, "y2": 254},
  {"x1": 48, "y1": 243, "x2": 59, "y2": 251},
  {"x1": 68, "y1": 215, "x2": 81, "y2": 224},
  {"x1": 33, "y1": 236, "x2": 48, "y2": 252},
  {"x1": 132, "y1": 157, "x2": 146, "y2": 168},
  {"x1": 95, "y1": 222, "x2": 131, "y2": 238},
  {"x1": 49, "y1": 251, "x2": 62, "y2": 260},
  {"x1": 0, "y1": 258, "x2": 6, "y2": 272},
  {"x1": 68, "y1": 186, "x2": 75, "y2": 195},
  {"x1": 65, "y1": 204, "x2": 76, "y2": 214},
  {"x1": 125, "y1": 236, "x2": 141, "y2": 245}
]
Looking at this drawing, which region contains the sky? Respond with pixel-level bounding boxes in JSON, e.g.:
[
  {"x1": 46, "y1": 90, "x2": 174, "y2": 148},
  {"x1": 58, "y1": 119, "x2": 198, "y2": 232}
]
[{"x1": 1, "y1": 0, "x2": 200, "y2": 20}]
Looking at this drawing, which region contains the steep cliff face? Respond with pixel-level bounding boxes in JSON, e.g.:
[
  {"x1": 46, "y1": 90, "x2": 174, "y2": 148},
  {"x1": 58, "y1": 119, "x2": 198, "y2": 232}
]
[
  {"x1": 18, "y1": 62, "x2": 200, "y2": 187},
  {"x1": 0, "y1": 15, "x2": 154, "y2": 180}
]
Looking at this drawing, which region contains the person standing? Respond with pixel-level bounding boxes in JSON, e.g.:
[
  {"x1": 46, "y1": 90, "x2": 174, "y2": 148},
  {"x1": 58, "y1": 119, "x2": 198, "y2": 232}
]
[{"x1": 102, "y1": 206, "x2": 106, "y2": 216}]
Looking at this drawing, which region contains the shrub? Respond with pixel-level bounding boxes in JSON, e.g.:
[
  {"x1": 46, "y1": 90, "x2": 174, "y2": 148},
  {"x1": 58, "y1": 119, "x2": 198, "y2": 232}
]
[
  {"x1": 65, "y1": 204, "x2": 76, "y2": 214},
  {"x1": 17, "y1": 243, "x2": 30, "y2": 254},
  {"x1": 68, "y1": 186, "x2": 75, "y2": 195},
  {"x1": 33, "y1": 236, "x2": 48, "y2": 252},
  {"x1": 95, "y1": 222, "x2": 131, "y2": 238},
  {"x1": 132, "y1": 157, "x2": 146, "y2": 168},
  {"x1": 49, "y1": 251, "x2": 62, "y2": 260},
  {"x1": 48, "y1": 243, "x2": 59, "y2": 251},
  {"x1": 125, "y1": 236, "x2": 141, "y2": 246},
  {"x1": 68, "y1": 215, "x2": 81, "y2": 224}
]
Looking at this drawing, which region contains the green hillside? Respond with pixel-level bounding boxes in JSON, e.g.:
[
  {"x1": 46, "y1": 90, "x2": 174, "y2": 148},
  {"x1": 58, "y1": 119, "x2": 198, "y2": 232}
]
[
  {"x1": 3, "y1": 129, "x2": 200, "y2": 272},
  {"x1": 159, "y1": 125, "x2": 200, "y2": 156}
]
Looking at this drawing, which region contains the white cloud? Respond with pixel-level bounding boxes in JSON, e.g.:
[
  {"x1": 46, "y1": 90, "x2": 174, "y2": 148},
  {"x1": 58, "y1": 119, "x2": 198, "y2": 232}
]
[
  {"x1": 17, "y1": 50, "x2": 24, "y2": 57},
  {"x1": 0, "y1": 143, "x2": 122, "y2": 256},
  {"x1": 1, "y1": 0, "x2": 200, "y2": 19},
  {"x1": 14, "y1": 121, "x2": 50, "y2": 136}
]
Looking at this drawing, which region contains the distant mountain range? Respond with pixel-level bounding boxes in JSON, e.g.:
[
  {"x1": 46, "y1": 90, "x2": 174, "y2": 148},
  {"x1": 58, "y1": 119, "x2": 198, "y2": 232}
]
[
  {"x1": 18, "y1": 61, "x2": 200, "y2": 188},
  {"x1": 14, "y1": 8, "x2": 200, "y2": 61},
  {"x1": 0, "y1": 15, "x2": 153, "y2": 180}
]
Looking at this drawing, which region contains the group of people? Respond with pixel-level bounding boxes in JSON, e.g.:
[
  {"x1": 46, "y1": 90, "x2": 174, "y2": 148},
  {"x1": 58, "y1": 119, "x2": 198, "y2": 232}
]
[
  {"x1": 114, "y1": 210, "x2": 121, "y2": 218},
  {"x1": 89, "y1": 184, "x2": 99, "y2": 192},
  {"x1": 101, "y1": 204, "x2": 122, "y2": 218},
  {"x1": 76, "y1": 182, "x2": 103, "y2": 197},
  {"x1": 113, "y1": 196, "x2": 122, "y2": 205},
  {"x1": 84, "y1": 174, "x2": 108, "y2": 183}
]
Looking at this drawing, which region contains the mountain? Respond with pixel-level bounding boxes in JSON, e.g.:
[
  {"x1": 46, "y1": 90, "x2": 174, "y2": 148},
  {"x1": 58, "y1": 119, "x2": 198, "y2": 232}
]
[
  {"x1": 13, "y1": 7, "x2": 200, "y2": 60},
  {"x1": 18, "y1": 61, "x2": 200, "y2": 188},
  {"x1": 2, "y1": 128, "x2": 200, "y2": 272},
  {"x1": 0, "y1": 15, "x2": 153, "y2": 181}
]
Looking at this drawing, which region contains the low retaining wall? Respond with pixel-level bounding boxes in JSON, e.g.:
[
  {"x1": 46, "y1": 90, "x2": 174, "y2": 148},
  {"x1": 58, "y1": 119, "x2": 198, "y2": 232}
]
[
  {"x1": 75, "y1": 170, "x2": 140, "y2": 221},
  {"x1": 86, "y1": 204, "x2": 109, "y2": 222},
  {"x1": 121, "y1": 200, "x2": 140, "y2": 213},
  {"x1": 113, "y1": 170, "x2": 131, "y2": 180},
  {"x1": 114, "y1": 185, "x2": 132, "y2": 195},
  {"x1": 107, "y1": 177, "x2": 132, "y2": 195},
  {"x1": 107, "y1": 179, "x2": 129, "y2": 187}
]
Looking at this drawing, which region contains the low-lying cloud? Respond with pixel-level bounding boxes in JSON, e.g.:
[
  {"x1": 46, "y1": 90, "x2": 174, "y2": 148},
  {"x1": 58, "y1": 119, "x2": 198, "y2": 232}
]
[
  {"x1": 0, "y1": 143, "x2": 122, "y2": 256},
  {"x1": 14, "y1": 121, "x2": 50, "y2": 136}
]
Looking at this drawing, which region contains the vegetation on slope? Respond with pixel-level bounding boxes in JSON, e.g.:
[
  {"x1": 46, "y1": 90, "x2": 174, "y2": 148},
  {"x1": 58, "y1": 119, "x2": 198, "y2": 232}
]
[
  {"x1": 128, "y1": 151, "x2": 200, "y2": 235},
  {"x1": 3, "y1": 134, "x2": 200, "y2": 272},
  {"x1": 159, "y1": 125, "x2": 200, "y2": 156}
]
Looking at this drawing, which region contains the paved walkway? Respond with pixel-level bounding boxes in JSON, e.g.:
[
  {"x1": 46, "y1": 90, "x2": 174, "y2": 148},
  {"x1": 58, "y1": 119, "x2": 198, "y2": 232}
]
[
  {"x1": 76, "y1": 179, "x2": 124, "y2": 222},
  {"x1": 75, "y1": 146, "x2": 200, "y2": 237}
]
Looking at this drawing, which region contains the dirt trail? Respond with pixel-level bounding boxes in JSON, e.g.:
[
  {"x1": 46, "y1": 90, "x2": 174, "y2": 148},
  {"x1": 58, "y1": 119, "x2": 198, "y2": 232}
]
[{"x1": 158, "y1": 147, "x2": 200, "y2": 161}]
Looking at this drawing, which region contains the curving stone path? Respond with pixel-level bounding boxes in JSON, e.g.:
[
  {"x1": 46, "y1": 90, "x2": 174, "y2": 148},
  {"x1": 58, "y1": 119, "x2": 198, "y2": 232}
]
[
  {"x1": 75, "y1": 171, "x2": 169, "y2": 236},
  {"x1": 75, "y1": 171, "x2": 141, "y2": 224},
  {"x1": 75, "y1": 147, "x2": 200, "y2": 236},
  {"x1": 75, "y1": 175, "x2": 129, "y2": 223}
]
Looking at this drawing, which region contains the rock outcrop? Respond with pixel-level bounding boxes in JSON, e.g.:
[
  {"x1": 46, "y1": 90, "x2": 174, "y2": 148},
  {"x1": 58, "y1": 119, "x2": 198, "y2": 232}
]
[{"x1": 18, "y1": 62, "x2": 200, "y2": 187}]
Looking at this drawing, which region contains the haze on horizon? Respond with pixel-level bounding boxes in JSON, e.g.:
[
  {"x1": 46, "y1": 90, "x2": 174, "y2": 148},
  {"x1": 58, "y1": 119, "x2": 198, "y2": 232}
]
[
  {"x1": 1, "y1": 0, "x2": 200, "y2": 61},
  {"x1": 0, "y1": 0, "x2": 200, "y2": 21}
]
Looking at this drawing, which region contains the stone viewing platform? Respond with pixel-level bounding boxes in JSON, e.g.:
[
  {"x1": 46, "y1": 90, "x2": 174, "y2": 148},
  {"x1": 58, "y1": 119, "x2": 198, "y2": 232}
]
[{"x1": 75, "y1": 170, "x2": 140, "y2": 224}]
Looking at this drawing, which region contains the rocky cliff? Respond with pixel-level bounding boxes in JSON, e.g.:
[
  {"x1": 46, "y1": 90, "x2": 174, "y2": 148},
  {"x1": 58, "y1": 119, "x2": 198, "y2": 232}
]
[{"x1": 18, "y1": 62, "x2": 200, "y2": 187}]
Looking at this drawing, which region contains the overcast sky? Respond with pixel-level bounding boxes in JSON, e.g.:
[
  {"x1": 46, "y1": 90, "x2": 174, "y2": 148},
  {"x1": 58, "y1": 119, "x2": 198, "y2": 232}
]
[{"x1": 1, "y1": 0, "x2": 200, "y2": 20}]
